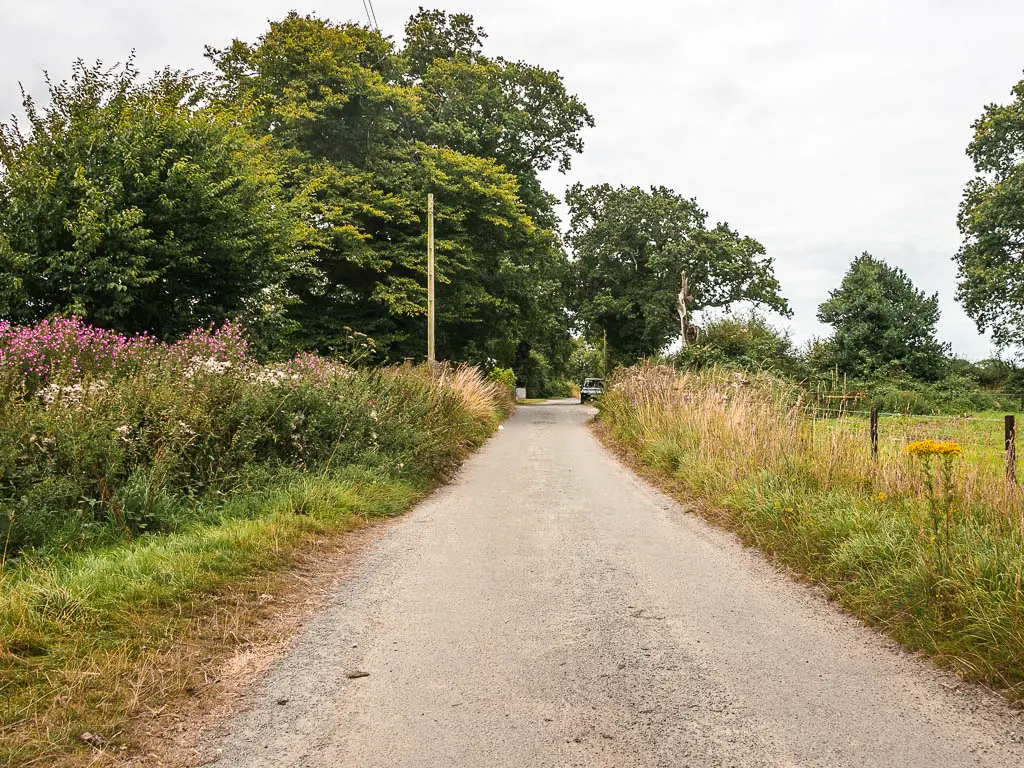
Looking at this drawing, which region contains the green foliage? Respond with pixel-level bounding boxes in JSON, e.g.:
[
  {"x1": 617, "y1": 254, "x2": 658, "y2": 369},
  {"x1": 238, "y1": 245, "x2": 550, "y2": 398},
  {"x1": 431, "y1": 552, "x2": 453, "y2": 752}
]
[
  {"x1": 206, "y1": 11, "x2": 587, "y2": 372},
  {"x1": 673, "y1": 312, "x2": 804, "y2": 377},
  {"x1": 487, "y1": 366, "x2": 516, "y2": 391},
  {"x1": 659, "y1": 309, "x2": 1018, "y2": 416},
  {"x1": 566, "y1": 183, "x2": 789, "y2": 364},
  {"x1": 405, "y1": 8, "x2": 593, "y2": 222},
  {"x1": 860, "y1": 375, "x2": 1012, "y2": 415},
  {"x1": 0, "y1": 361, "x2": 505, "y2": 556},
  {"x1": 955, "y1": 75, "x2": 1024, "y2": 347},
  {"x1": 817, "y1": 252, "x2": 948, "y2": 381},
  {"x1": 0, "y1": 60, "x2": 299, "y2": 341},
  {"x1": 566, "y1": 338, "x2": 605, "y2": 383},
  {"x1": 0, "y1": 9, "x2": 589, "y2": 374},
  {"x1": 968, "y1": 357, "x2": 1024, "y2": 390}
]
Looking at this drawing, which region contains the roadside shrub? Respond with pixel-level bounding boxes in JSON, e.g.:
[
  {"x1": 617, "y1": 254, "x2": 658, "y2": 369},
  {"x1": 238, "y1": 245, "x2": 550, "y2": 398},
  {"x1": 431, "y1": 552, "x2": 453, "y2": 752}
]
[
  {"x1": 0, "y1": 319, "x2": 506, "y2": 556},
  {"x1": 566, "y1": 341, "x2": 604, "y2": 384},
  {"x1": 488, "y1": 366, "x2": 516, "y2": 392},
  {"x1": 672, "y1": 312, "x2": 805, "y2": 379},
  {"x1": 864, "y1": 375, "x2": 1006, "y2": 415}
]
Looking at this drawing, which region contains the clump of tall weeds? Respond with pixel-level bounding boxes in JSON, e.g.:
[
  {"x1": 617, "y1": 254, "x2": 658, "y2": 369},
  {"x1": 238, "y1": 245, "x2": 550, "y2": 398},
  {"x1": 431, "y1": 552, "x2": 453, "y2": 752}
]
[
  {"x1": 0, "y1": 318, "x2": 509, "y2": 556},
  {"x1": 906, "y1": 440, "x2": 962, "y2": 578}
]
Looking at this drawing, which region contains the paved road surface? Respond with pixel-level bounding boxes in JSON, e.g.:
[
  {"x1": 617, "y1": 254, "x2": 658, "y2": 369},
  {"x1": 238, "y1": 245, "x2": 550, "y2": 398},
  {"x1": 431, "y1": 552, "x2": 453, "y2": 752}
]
[{"x1": 207, "y1": 400, "x2": 1023, "y2": 767}]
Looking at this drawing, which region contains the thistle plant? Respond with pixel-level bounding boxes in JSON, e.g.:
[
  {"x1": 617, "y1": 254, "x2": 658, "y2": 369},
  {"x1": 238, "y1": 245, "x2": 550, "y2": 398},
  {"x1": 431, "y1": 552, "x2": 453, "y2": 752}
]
[{"x1": 906, "y1": 439, "x2": 962, "y2": 576}]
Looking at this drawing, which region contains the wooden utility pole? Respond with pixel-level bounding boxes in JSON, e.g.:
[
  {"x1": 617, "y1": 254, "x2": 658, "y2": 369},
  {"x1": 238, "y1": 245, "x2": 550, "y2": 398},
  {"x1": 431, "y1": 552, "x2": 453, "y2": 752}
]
[
  {"x1": 427, "y1": 193, "x2": 435, "y2": 363},
  {"x1": 870, "y1": 407, "x2": 879, "y2": 460},
  {"x1": 1006, "y1": 414, "x2": 1016, "y2": 485}
]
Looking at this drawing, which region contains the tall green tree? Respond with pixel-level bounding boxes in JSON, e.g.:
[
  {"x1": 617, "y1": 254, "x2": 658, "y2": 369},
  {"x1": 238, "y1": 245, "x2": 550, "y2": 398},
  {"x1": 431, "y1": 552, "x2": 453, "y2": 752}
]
[
  {"x1": 817, "y1": 252, "x2": 948, "y2": 380},
  {"x1": 566, "y1": 183, "x2": 789, "y2": 363},
  {"x1": 0, "y1": 60, "x2": 298, "y2": 340},
  {"x1": 955, "y1": 75, "x2": 1024, "y2": 347},
  {"x1": 208, "y1": 11, "x2": 586, "y2": 375},
  {"x1": 403, "y1": 9, "x2": 594, "y2": 227}
]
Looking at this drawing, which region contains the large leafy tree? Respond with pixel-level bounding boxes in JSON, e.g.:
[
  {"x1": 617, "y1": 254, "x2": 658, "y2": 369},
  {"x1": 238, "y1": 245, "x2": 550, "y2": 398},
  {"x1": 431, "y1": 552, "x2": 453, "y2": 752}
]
[
  {"x1": 402, "y1": 9, "x2": 590, "y2": 384},
  {"x1": 817, "y1": 252, "x2": 948, "y2": 380},
  {"x1": 0, "y1": 60, "x2": 298, "y2": 340},
  {"x1": 955, "y1": 75, "x2": 1024, "y2": 347},
  {"x1": 208, "y1": 11, "x2": 586, "y2": 375},
  {"x1": 403, "y1": 9, "x2": 593, "y2": 226},
  {"x1": 566, "y1": 183, "x2": 789, "y2": 363}
]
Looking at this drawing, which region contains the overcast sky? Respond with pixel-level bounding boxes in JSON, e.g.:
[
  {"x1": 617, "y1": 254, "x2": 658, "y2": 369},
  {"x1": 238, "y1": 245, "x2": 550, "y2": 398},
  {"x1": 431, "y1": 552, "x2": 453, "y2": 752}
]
[{"x1": 2, "y1": 0, "x2": 1023, "y2": 359}]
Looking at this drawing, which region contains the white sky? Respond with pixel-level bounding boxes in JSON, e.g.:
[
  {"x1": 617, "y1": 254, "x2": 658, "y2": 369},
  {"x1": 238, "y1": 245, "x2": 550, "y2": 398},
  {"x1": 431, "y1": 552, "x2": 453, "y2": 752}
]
[{"x1": 2, "y1": 0, "x2": 1023, "y2": 360}]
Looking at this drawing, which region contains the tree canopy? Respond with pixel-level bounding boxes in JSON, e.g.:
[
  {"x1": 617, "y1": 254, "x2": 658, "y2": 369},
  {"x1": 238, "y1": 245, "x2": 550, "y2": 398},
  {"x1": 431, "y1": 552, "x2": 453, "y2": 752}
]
[
  {"x1": 955, "y1": 75, "x2": 1024, "y2": 348},
  {"x1": 817, "y1": 252, "x2": 948, "y2": 380},
  {"x1": 205, "y1": 11, "x2": 588, "y2": 377},
  {"x1": 566, "y1": 183, "x2": 789, "y2": 364},
  {"x1": 0, "y1": 8, "x2": 812, "y2": 395},
  {"x1": 0, "y1": 9, "x2": 594, "y2": 390},
  {"x1": 0, "y1": 60, "x2": 298, "y2": 340}
]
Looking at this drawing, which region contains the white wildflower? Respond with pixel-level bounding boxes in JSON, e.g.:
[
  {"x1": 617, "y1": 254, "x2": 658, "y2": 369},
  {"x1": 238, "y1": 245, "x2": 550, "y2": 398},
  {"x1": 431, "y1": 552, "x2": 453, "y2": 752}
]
[
  {"x1": 39, "y1": 383, "x2": 61, "y2": 405},
  {"x1": 250, "y1": 366, "x2": 295, "y2": 387},
  {"x1": 39, "y1": 382, "x2": 86, "y2": 406},
  {"x1": 186, "y1": 356, "x2": 233, "y2": 378}
]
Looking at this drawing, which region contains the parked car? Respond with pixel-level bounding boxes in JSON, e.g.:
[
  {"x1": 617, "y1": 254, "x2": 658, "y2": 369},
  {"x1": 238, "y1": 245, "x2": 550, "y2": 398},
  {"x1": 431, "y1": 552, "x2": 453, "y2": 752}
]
[{"x1": 580, "y1": 377, "x2": 604, "y2": 403}]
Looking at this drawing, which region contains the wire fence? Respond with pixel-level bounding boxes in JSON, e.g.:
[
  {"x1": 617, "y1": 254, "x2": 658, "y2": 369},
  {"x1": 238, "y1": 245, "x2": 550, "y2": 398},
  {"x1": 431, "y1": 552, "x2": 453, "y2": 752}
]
[{"x1": 803, "y1": 400, "x2": 1020, "y2": 482}]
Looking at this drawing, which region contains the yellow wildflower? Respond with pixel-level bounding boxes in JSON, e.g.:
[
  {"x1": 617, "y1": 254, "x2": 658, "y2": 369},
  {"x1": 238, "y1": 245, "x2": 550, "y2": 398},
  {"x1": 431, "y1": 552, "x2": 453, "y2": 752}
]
[{"x1": 905, "y1": 439, "x2": 962, "y2": 457}]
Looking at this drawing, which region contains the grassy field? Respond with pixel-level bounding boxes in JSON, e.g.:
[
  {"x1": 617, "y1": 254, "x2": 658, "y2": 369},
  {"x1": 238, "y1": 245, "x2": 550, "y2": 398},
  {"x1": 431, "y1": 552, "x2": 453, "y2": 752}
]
[
  {"x1": 811, "y1": 409, "x2": 1023, "y2": 478},
  {"x1": 0, "y1": 318, "x2": 513, "y2": 766},
  {"x1": 599, "y1": 364, "x2": 1024, "y2": 702}
]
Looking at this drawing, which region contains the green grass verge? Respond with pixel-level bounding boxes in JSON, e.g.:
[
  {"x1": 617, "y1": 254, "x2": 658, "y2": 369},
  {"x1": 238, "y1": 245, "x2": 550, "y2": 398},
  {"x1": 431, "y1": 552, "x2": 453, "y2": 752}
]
[
  {"x1": 0, "y1": 469, "x2": 423, "y2": 767},
  {"x1": 596, "y1": 418, "x2": 1024, "y2": 704}
]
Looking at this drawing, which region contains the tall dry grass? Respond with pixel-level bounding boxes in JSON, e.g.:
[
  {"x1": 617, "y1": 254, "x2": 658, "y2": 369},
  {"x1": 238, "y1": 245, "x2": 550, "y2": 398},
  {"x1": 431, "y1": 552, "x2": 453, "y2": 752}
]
[
  {"x1": 601, "y1": 364, "x2": 1024, "y2": 699},
  {"x1": 608, "y1": 364, "x2": 1023, "y2": 529},
  {"x1": 406, "y1": 361, "x2": 516, "y2": 424}
]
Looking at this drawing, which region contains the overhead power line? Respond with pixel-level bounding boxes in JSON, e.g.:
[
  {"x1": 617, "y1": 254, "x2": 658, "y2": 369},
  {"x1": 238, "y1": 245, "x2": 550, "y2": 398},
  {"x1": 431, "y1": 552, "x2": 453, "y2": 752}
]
[{"x1": 362, "y1": 0, "x2": 380, "y2": 30}]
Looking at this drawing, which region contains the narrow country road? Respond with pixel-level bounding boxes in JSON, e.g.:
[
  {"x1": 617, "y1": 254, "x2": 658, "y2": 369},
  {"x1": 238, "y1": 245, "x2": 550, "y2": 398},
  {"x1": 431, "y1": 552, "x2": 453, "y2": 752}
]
[{"x1": 206, "y1": 400, "x2": 1023, "y2": 767}]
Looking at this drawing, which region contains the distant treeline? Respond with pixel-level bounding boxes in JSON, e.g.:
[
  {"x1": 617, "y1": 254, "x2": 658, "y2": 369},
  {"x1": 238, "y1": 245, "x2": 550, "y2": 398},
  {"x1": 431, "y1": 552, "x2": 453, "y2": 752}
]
[{"x1": 3, "y1": 8, "x2": 1024, "y2": 394}]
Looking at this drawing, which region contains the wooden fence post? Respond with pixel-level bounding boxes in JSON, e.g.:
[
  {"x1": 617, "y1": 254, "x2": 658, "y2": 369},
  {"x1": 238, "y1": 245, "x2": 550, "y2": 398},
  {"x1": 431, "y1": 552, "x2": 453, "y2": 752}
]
[
  {"x1": 1005, "y1": 414, "x2": 1016, "y2": 485},
  {"x1": 870, "y1": 407, "x2": 878, "y2": 460}
]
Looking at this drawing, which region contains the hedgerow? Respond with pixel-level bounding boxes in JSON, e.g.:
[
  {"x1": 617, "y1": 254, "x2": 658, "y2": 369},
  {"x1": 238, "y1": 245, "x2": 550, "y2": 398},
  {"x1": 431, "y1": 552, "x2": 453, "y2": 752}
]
[{"x1": 0, "y1": 317, "x2": 511, "y2": 557}]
